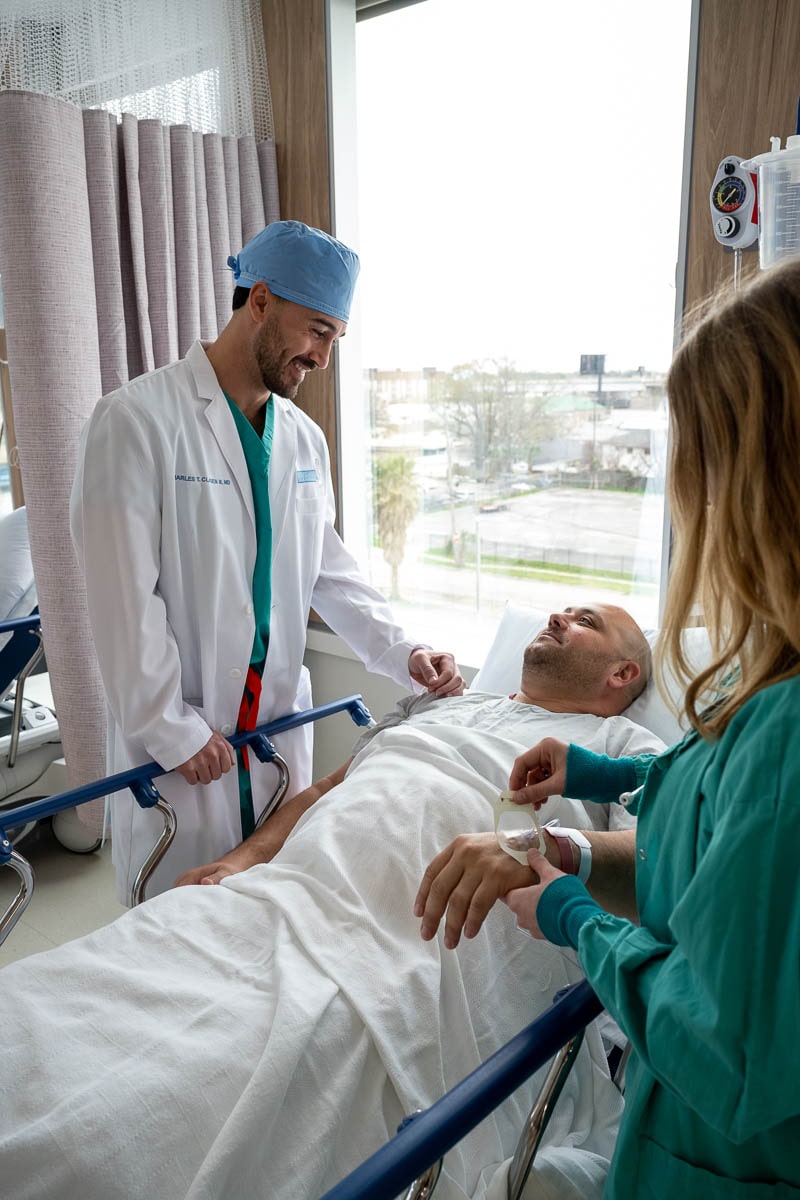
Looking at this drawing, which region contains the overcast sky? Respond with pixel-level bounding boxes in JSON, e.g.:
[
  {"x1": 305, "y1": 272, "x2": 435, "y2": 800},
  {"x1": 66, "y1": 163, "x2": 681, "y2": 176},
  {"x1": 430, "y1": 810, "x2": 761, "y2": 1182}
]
[{"x1": 355, "y1": 0, "x2": 693, "y2": 375}]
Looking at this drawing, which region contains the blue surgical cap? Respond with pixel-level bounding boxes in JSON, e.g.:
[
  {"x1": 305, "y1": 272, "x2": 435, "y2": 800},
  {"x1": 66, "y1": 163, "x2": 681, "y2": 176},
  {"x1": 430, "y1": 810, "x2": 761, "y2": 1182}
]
[{"x1": 227, "y1": 220, "x2": 360, "y2": 323}]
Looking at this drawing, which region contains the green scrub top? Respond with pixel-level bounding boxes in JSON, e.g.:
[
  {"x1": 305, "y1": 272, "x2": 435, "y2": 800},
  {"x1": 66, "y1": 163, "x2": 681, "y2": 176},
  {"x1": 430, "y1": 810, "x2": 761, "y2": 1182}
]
[
  {"x1": 225, "y1": 394, "x2": 274, "y2": 664},
  {"x1": 538, "y1": 676, "x2": 800, "y2": 1198},
  {"x1": 225, "y1": 394, "x2": 274, "y2": 837}
]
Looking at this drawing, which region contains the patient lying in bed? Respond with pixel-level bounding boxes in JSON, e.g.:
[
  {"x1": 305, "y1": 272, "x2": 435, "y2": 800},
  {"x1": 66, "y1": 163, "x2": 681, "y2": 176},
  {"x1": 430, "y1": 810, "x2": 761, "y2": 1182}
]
[{"x1": 0, "y1": 604, "x2": 663, "y2": 1200}]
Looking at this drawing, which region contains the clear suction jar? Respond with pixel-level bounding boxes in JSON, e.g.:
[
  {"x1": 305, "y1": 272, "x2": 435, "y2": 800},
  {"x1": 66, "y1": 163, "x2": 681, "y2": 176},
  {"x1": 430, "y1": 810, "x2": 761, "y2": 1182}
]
[{"x1": 743, "y1": 136, "x2": 800, "y2": 270}]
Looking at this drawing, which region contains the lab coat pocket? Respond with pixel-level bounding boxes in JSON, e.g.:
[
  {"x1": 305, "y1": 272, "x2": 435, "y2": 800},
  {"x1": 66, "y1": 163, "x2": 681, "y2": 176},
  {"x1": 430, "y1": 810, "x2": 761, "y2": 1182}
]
[{"x1": 295, "y1": 496, "x2": 325, "y2": 515}]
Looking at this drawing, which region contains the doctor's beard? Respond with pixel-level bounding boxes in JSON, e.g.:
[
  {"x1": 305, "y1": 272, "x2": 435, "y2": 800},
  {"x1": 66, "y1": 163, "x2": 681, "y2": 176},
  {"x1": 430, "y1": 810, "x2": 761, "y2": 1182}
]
[{"x1": 255, "y1": 312, "x2": 315, "y2": 401}]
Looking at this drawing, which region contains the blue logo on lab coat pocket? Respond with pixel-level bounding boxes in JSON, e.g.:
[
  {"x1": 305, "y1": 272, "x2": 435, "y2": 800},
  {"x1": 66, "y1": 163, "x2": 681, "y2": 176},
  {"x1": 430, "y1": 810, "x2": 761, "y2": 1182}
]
[{"x1": 296, "y1": 469, "x2": 320, "y2": 484}]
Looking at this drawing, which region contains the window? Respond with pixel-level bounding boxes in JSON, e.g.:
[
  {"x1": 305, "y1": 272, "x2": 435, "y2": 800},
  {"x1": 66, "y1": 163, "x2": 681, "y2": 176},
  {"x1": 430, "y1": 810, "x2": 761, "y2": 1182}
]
[{"x1": 353, "y1": 0, "x2": 692, "y2": 663}]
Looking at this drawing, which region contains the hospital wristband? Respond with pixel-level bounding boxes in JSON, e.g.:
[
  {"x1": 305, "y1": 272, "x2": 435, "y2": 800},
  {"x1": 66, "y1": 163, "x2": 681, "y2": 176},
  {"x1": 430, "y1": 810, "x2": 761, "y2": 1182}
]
[
  {"x1": 544, "y1": 827, "x2": 577, "y2": 874},
  {"x1": 547, "y1": 828, "x2": 592, "y2": 883}
]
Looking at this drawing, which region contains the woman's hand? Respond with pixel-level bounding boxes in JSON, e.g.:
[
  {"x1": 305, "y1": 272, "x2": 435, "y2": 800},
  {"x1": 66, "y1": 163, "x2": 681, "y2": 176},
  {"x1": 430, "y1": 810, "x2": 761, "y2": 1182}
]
[
  {"x1": 508, "y1": 737, "x2": 570, "y2": 807},
  {"x1": 503, "y1": 848, "x2": 566, "y2": 938}
]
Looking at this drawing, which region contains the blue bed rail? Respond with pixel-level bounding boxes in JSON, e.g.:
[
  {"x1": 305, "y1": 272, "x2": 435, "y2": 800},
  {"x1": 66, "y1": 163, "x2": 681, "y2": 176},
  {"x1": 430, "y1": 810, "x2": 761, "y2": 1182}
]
[
  {"x1": 320, "y1": 979, "x2": 603, "y2": 1200},
  {"x1": 0, "y1": 693, "x2": 373, "y2": 867}
]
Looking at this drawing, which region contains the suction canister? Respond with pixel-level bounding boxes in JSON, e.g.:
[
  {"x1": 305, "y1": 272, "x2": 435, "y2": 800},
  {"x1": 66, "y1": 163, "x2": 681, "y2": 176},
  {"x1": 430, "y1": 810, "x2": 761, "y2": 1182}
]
[{"x1": 743, "y1": 135, "x2": 800, "y2": 270}]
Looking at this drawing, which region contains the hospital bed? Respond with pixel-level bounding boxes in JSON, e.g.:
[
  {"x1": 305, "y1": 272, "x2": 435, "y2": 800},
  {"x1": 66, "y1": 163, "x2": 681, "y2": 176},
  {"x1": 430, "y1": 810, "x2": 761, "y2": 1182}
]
[
  {"x1": 0, "y1": 683, "x2": 618, "y2": 1200},
  {"x1": 0, "y1": 602, "x2": 712, "y2": 1199}
]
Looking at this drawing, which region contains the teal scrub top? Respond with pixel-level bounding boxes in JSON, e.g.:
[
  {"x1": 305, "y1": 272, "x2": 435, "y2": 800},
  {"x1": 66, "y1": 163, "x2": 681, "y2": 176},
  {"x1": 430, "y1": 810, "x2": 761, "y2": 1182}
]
[
  {"x1": 225, "y1": 394, "x2": 275, "y2": 837},
  {"x1": 225, "y1": 394, "x2": 274, "y2": 666},
  {"x1": 538, "y1": 676, "x2": 800, "y2": 1198}
]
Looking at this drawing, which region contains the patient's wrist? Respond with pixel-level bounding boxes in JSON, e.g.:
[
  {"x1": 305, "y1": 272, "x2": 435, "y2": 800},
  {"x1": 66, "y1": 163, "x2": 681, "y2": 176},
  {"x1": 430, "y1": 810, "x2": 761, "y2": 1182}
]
[
  {"x1": 543, "y1": 826, "x2": 572, "y2": 871},
  {"x1": 543, "y1": 827, "x2": 592, "y2": 882}
]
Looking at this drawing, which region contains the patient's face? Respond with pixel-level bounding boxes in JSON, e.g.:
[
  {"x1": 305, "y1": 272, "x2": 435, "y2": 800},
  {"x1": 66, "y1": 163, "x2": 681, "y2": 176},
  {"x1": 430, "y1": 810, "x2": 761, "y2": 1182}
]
[{"x1": 522, "y1": 604, "x2": 636, "y2": 695}]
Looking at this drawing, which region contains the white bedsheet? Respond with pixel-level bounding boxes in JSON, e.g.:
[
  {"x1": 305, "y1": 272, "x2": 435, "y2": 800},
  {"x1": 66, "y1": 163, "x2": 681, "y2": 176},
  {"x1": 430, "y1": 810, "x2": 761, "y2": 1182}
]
[{"x1": 0, "y1": 701, "x2": 653, "y2": 1199}]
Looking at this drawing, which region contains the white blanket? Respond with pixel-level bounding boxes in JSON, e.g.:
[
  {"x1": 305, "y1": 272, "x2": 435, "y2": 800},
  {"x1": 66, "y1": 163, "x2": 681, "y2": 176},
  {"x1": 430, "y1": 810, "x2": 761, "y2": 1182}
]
[{"x1": 0, "y1": 699, "x2": 660, "y2": 1199}]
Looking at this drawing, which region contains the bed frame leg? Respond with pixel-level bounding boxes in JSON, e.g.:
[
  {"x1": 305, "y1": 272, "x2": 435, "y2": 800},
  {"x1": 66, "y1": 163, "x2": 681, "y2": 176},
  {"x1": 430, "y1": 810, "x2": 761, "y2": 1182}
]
[
  {"x1": 506, "y1": 1029, "x2": 585, "y2": 1200},
  {"x1": 254, "y1": 749, "x2": 289, "y2": 829},
  {"x1": 0, "y1": 848, "x2": 35, "y2": 946},
  {"x1": 402, "y1": 1156, "x2": 443, "y2": 1199},
  {"x1": 129, "y1": 797, "x2": 177, "y2": 907}
]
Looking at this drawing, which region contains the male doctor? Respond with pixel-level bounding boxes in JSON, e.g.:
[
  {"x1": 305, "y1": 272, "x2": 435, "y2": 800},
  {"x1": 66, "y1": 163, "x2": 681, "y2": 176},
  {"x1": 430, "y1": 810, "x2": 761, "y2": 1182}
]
[{"x1": 71, "y1": 220, "x2": 463, "y2": 903}]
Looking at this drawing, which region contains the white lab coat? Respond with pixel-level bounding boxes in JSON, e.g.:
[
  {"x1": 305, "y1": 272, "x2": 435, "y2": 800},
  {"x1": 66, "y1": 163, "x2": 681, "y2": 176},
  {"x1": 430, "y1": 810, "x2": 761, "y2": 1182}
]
[{"x1": 71, "y1": 342, "x2": 419, "y2": 902}]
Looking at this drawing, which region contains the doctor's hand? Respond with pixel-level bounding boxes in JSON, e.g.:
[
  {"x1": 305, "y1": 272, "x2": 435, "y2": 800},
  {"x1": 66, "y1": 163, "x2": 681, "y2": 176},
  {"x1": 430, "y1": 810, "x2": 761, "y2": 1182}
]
[
  {"x1": 175, "y1": 730, "x2": 236, "y2": 785},
  {"x1": 503, "y1": 848, "x2": 565, "y2": 940},
  {"x1": 414, "y1": 833, "x2": 535, "y2": 949},
  {"x1": 408, "y1": 648, "x2": 465, "y2": 697},
  {"x1": 508, "y1": 737, "x2": 570, "y2": 808}
]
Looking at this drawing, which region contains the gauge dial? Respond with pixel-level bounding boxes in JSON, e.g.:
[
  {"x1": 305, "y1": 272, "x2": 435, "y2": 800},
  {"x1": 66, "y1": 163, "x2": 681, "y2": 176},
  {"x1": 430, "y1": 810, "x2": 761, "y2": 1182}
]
[{"x1": 711, "y1": 176, "x2": 748, "y2": 213}]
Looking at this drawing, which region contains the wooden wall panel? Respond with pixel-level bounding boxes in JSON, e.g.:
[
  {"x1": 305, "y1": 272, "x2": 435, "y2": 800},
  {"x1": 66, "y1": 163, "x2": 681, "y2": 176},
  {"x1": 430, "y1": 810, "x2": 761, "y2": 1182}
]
[
  {"x1": 259, "y1": 0, "x2": 338, "y2": 484},
  {"x1": 685, "y1": 0, "x2": 800, "y2": 311}
]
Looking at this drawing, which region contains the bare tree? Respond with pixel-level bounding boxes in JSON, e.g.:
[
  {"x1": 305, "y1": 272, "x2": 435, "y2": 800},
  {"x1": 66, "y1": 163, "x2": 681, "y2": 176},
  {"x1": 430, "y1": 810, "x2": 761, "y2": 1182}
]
[{"x1": 428, "y1": 360, "x2": 554, "y2": 478}]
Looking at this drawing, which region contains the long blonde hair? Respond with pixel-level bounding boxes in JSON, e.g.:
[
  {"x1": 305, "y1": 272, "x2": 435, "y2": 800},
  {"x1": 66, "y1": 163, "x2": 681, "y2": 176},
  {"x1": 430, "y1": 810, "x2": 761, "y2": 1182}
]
[{"x1": 659, "y1": 258, "x2": 800, "y2": 736}]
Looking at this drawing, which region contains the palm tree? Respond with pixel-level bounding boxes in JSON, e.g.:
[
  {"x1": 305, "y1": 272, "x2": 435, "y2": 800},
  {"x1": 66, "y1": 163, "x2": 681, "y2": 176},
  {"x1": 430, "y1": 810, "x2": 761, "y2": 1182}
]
[{"x1": 374, "y1": 454, "x2": 418, "y2": 600}]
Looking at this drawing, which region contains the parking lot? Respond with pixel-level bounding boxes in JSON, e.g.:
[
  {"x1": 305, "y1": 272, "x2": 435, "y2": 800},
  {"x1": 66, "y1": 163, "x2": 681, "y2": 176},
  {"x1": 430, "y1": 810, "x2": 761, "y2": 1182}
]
[{"x1": 413, "y1": 485, "x2": 664, "y2": 566}]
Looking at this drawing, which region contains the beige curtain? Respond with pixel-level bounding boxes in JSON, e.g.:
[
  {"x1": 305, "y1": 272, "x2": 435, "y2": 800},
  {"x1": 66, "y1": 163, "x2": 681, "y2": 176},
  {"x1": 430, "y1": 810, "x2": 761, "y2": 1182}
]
[{"x1": 0, "y1": 89, "x2": 279, "y2": 828}]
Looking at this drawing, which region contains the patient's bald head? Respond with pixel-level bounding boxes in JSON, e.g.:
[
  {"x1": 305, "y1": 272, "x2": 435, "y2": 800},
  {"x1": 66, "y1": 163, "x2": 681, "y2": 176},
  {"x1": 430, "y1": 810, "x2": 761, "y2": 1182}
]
[{"x1": 514, "y1": 604, "x2": 651, "y2": 717}]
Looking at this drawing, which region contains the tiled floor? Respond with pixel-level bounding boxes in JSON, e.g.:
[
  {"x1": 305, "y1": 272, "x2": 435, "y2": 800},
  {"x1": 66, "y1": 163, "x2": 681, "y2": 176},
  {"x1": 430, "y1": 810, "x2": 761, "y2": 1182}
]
[{"x1": 0, "y1": 818, "x2": 125, "y2": 968}]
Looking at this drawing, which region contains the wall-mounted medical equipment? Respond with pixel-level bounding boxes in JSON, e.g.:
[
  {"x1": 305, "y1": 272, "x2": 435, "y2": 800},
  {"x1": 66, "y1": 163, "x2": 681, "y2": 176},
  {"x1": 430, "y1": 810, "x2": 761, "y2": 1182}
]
[
  {"x1": 709, "y1": 157, "x2": 759, "y2": 250},
  {"x1": 709, "y1": 156, "x2": 758, "y2": 288},
  {"x1": 742, "y1": 134, "x2": 800, "y2": 270}
]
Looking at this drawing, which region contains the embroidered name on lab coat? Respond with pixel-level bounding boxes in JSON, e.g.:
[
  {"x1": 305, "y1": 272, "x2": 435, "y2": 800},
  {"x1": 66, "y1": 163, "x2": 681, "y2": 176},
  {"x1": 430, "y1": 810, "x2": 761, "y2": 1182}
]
[
  {"x1": 175, "y1": 474, "x2": 232, "y2": 485},
  {"x1": 296, "y1": 469, "x2": 320, "y2": 484}
]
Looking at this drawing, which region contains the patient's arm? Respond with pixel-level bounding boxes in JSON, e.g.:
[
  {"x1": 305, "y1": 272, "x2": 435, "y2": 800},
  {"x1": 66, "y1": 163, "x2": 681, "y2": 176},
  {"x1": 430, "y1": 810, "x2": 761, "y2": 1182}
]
[
  {"x1": 415, "y1": 828, "x2": 637, "y2": 948},
  {"x1": 173, "y1": 759, "x2": 353, "y2": 887},
  {"x1": 574, "y1": 827, "x2": 637, "y2": 919}
]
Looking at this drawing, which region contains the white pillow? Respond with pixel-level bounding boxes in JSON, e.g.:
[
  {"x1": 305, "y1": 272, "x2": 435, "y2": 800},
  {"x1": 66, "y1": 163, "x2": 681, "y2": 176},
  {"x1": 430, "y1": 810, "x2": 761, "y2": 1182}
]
[
  {"x1": 470, "y1": 603, "x2": 549, "y2": 695},
  {"x1": 469, "y1": 602, "x2": 714, "y2": 748},
  {"x1": 626, "y1": 625, "x2": 714, "y2": 746}
]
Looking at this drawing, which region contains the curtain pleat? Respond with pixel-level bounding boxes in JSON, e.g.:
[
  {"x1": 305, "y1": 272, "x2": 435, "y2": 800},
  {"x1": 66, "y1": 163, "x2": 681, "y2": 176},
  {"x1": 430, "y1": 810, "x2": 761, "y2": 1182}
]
[
  {"x1": 139, "y1": 118, "x2": 179, "y2": 368},
  {"x1": 83, "y1": 109, "x2": 128, "y2": 396},
  {"x1": 121, "y1": 114, "x2": 156, "y2": 374},
  {"x1": 0, "y1": 89, "x2": 280, "y2": 828},
  {"x1": 171, "y1": 124, "x2": 201, "y2": 358},
  {"x1": 238, "y1": 136, "x2": 266, "y2": 244},
  {"x1": 117, "y1": 125, "x2": 144, "y2": 384},
  {"x1": 193, "y1": 131, "x2": 217, "y2": 342},
  {"x1": 204, "y1": 133, "x2": 233, "y2": 334},
  {"x1": 222, "y1": 137, "x2": 243, "y2": 265}
]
